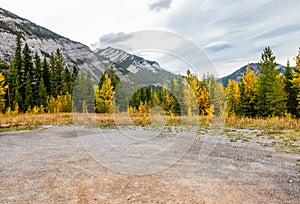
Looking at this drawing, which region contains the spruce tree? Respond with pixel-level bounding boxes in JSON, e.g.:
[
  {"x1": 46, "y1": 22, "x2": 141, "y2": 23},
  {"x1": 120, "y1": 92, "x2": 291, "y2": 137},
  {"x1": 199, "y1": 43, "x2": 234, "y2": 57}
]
[
  {"x1": 42, "y1": 57, "x2": 51, "y2": 96},
  {"x1": 73, "y1": 72, "x2": 86, "y2": 112},
  {"x1": 8, "y1": 33, "x2": 22, "y2": 107},
  {"x1": 49, "y1": 53, "x2": 57, "y2": 97},
  {"x1": 170, "y1": 78, "x2": 181, "y2": 115},
  {"x1": 255, "y1": 47, "x2": 286, "y2": 117},
  {"x1": 70, "y1": 65, "x2": 79, "y2": 95},
  {"x1": 284, "y1": 60, "x2": 298, "y2": 117},
  {"x1": 62, "y1": 66, "x2": 71, "y2": 95},
  {"x1": 85, "y1": 71, "x2": 95, "y2": 112},
  {"x1": 33, "y1": 52, "x2": 42, "y2": 106},
  {"x1": 21, "y1": 43, "x2": 33, "y2": 109},
  {"x1": 24, "y1": 72, "x2": 33, "y2": 111},
  {"x1": 54, "y1": 49, "x2": 64, "y2": 94},
  {"x1": 38, "y1": 77, "x2": 47, "y2": 107}
]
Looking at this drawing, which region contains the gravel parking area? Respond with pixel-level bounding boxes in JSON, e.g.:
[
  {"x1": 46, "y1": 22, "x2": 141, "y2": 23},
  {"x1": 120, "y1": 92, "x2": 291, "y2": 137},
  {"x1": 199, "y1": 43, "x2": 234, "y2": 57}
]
[{"x1": 0, "y1": 126, "x2": 299, "y2": 203}]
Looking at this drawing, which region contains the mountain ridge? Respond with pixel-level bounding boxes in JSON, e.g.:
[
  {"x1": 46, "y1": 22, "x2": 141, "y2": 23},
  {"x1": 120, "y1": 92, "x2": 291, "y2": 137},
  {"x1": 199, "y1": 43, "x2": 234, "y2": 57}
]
[
  {"x1": 96, "y1": 46, "x2": 175, "y2": 86},
  {"x1": 0, "y1": 7, "x2": 176, "y2": 86},
  {"x1": 0, "y1": 7, "x2": 109, "y2": 80},
  {"x1": 221, "y1": 63, "x2": 286, "y2": 87}
]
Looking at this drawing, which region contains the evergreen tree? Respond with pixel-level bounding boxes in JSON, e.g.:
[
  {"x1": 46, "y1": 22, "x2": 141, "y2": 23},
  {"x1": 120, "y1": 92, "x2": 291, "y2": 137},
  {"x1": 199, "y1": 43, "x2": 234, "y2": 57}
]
[
  {"x1": 0, "y1": 62, "x2": 9, "y2": 76},
  {"x1": 54, "y1": 49, "x2": 64, "y2": 95},
  {"x1": 73, "y1": 72, "x2": 86, "y2": 112},
  {"x1": 20, "y1": 43, "x2": 34, "y2": 111},
  {"x1": 49, "y1": 53, "x2": 56, "y2": 96},
  {"x1": 114, "y1": 83, "x2": 128, "y2": 112},
  {"x1": 70, "y1": 65, "x2": 79, "y2": 94},
  {"x1": 33, "y1": 52, "x2": 42, "y2": 106},
  {"x1": 255, "y1": 47, "x2": 286, "y2": 117},
  {"x1": 62, "y1": 66, "x2": 71, "y2": 95},
  {"x1": 38, "y1": 77, "x2": 47, "y2": 107},
  {"x1": 98, "y1": 66, "x2": 120, "y2": 91},
  {"x1": 170, "y1": 77, "x2": 181, "y2": 115},
  {"x1": 42, "y1": 57, "x2": 51, "y2": 95},
  {"x1": 8, "y1": 33, "x2": 22, "y2": 107},
  {"x1": 13, "y1": 79, "x2": 22, "y2": 110},
  {"x1": 284, "y1": 60, "x2": 299, "y2": 117},
  {"x1": 24, "y1": 72, "x2": 33, "y2": 111},
  {"x1": 85, "y1": 71, "x2": 95, "y2": 112}
]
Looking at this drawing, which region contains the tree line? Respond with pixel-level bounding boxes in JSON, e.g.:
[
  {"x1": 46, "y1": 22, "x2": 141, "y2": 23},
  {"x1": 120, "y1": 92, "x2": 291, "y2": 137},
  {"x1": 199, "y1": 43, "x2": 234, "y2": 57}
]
[
  {"x1": 226, "y1": 47, "x2": 300, "y2": 118},
  {"x1": 91, "y1": 46, "x2": 300, "y2": 118},
  {"x1": 0, "y1": 33, "x2": 78, "y2": 114},
  {"x1": 0, "y1": 34, "x2": 299, "y2": 119},
  {"x1": 90, "y1": 68, "x2": 225, "y2": 117}
]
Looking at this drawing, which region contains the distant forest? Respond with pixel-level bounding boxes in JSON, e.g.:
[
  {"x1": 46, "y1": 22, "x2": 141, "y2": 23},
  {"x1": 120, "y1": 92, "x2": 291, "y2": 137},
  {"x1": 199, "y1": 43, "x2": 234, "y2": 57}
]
[{"x1": 0, "y1": 33, "x2": 300, "y2": 118}]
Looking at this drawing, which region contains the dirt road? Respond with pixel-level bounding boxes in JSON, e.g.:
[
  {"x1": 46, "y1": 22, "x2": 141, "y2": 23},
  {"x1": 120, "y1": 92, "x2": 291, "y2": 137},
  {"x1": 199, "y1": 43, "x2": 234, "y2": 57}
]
[{"x1": 0, "y1": 126, "x2": 299, "y2": 203}]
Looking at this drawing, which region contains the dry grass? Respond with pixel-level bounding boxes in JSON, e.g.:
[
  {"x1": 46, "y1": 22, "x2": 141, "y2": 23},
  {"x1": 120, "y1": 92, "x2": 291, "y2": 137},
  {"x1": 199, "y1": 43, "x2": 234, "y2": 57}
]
[
  {"x1": 1, "y1": 113, "x2": 299, "y2": 135},
  {"x1": 0, "y1": 113, "x2": 74, "y2": 130},
  {"x1": 225, "y1": 117, "x2": 300, "y2": 131}
]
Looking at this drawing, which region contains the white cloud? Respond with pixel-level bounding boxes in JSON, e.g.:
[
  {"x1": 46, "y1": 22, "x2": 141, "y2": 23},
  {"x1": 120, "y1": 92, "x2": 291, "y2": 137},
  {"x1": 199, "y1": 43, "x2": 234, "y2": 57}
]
[
  {"x1": 1, "y1": 0, "x2": 300, "y2": 76},
  {"x1": 148, "y1": 0, "x2": 173, "y2": 12}
]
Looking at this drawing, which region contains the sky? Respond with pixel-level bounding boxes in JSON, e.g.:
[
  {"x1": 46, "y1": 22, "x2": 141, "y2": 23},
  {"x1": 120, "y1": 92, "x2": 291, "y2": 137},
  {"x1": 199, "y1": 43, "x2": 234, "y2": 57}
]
[{"x1": 1, "y1": 0, "x2": 300, "y2": 77}]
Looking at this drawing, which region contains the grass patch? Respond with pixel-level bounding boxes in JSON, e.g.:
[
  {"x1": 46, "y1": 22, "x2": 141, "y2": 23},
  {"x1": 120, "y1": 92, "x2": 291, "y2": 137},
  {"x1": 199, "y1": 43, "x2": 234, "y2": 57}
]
[
  {"x1": 0, "y1": 113, "x2": 74, "y2": 131},
  {"x1": 260, "y1": 141, "x2": 300, "y2": 154},
  {"x1": 226, "y1": 117, "x2": 300, "y2": 131}
]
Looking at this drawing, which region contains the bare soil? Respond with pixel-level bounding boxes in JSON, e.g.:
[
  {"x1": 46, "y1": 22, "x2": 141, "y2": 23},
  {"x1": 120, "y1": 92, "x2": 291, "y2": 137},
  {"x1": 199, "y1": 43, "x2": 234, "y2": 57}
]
[{"x1": 0, "y1": 126, "x2": 299, "y2": 203}]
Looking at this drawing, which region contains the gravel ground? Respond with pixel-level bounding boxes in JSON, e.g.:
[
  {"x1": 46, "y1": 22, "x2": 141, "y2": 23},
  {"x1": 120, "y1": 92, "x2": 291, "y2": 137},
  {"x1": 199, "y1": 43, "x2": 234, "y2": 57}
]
[{"x1": 0, "y1": 126, "x2": 299, "y2": 203}]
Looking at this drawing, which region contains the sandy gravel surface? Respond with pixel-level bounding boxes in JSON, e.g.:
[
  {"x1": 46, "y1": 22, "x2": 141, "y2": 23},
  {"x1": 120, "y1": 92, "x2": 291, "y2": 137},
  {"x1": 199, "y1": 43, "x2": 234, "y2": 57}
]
[{"x1": 0, "y1": 126, "x2": 299, "y2": 203}]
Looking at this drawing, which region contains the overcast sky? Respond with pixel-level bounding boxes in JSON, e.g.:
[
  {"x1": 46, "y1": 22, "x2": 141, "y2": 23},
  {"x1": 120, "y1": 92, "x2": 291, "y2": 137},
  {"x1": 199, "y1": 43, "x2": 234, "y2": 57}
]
[{"x1": 1, "y1": 0, "x2": 300, "y2": 77}]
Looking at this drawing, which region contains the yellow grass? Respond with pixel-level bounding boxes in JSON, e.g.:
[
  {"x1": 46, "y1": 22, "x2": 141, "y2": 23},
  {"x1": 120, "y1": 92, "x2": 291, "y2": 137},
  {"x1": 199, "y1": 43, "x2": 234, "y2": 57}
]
[
  {"x1": 225, "y1": 117, "x2": 300, "y2": 131},
  {"x1": 1, "y1": 113, "x2": 299, "y2": 133}
]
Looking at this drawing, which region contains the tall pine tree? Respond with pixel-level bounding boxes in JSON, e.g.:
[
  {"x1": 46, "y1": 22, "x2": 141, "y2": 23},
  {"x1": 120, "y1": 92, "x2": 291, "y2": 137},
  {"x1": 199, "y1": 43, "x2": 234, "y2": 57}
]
[
  {"x1": 255, "y1": 47, "x2": 286, "y2": 117},
  {"x1": 284, "y1": 60, "x2": 299, "y2": 117},
  {"x1": 8, "y1": 33, "x2": 22, "y2": 107}
]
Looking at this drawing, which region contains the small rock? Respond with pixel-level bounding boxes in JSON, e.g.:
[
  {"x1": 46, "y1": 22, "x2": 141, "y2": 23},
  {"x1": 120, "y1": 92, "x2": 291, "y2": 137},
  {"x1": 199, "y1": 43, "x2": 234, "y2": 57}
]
[
  {"x1": 126, "y1": 195, "x2": 131, "y2": 200},
  {"x1": 289, "y1": 180, "x2": 293, "y2": 183}
]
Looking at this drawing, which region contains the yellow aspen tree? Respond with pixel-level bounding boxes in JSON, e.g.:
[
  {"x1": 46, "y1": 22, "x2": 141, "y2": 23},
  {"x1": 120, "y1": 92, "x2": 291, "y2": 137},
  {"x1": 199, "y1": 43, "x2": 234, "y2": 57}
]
[
  {"x1": 94, "y1": 73, "x2": 114, "y2": 113},
  {"x1": 225, "y1": 80, "x2": 240, "y2": 117},
  {"x1": 292, "y1": 48, "x2": 300, "y2": 111},
  {"x1": 0, "y1": 73, "x2": 8, "y2": 113},
  {"x1": 238, "y1": 64, "x2": 258, "y2": 117}
]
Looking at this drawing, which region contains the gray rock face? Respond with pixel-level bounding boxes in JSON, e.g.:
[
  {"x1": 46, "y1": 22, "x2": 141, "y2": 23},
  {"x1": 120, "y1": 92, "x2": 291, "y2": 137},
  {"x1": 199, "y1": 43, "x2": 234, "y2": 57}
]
[
  {"x1": 97, "y1": 47, "x2": 163, "y2": 74},
  {"x1": 0, "y1": 7, "x2": 107, "y2": 80},
  {"x1": 0, "y1": 7, "x2": 175, "y2": 86}
]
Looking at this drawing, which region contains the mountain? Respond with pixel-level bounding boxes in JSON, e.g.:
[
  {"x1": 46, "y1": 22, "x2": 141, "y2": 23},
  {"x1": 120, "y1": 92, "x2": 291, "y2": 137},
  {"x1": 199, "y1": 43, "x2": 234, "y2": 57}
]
[
  {"x1": 96, "y1": 47, "x2": 176, "y2": 86},
  {"x1": 0, "y1": 7, "x2": 109, "y2": 80},
  {"x1": 221, "y1": 63, "x2": 286, "y2": 87},
  {"x1": 0, "y1": 7, "x2": 176, "y2": 86}
]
